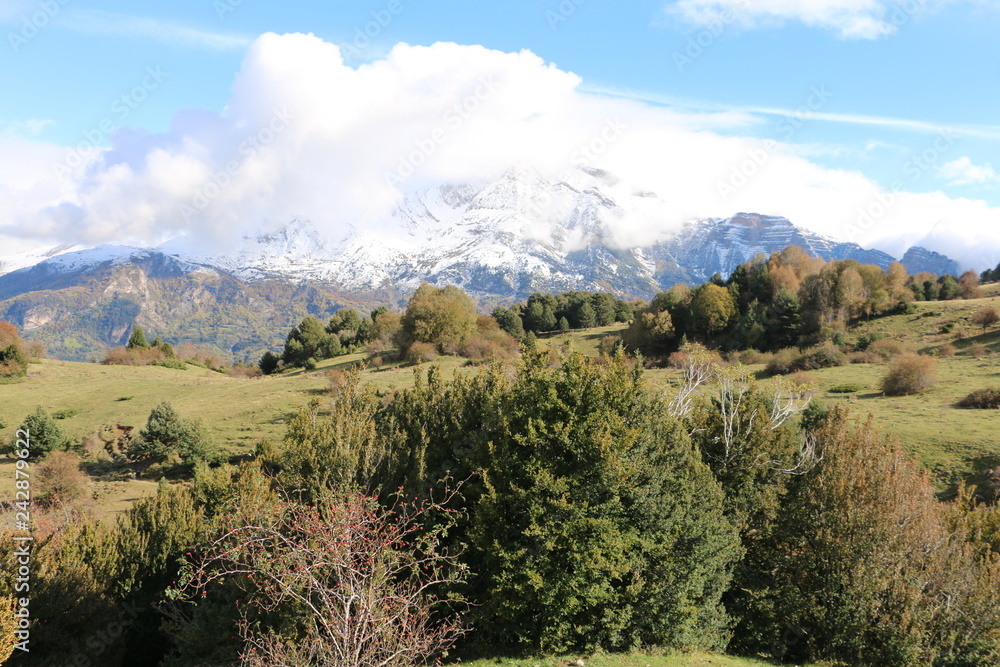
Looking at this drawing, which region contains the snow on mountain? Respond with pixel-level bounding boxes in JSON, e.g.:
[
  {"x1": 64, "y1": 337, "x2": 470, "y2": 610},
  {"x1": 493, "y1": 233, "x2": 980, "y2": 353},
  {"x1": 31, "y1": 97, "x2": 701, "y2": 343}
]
[
  {"x1": 0, "y1": 244, "x2": 82, "y2": 275},
  {"x1": 0, "y1": 166, "x2": 962, "y2": 298}
]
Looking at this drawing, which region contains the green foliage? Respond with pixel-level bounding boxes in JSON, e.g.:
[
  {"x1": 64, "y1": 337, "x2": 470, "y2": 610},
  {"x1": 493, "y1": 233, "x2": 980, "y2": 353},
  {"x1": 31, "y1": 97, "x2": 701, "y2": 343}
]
[
  {"x1": 462, "y1": 352, "x2": 740, "y2": 653},
  {"x1": 738, "y1": 409, "x2": 1000, "y2": 666},
  {"x1": 258, "y1": 350, "x2": 280, "y2": 374},
  {"x1": 127, "y1": 325, "x2": 149, "y2": 350},
  {"x1": 277, "y1": 367, "x2": 384, "y2": 501},
  {"x1": 691, "y1": 284, "x2": 737, "y2": 336},
  {"x1": 18, "y1": 406, "x2": 69, "y2": 457},
  {"x1": 400, "y1": 283, "x2": 479, "y2": 350},
  {"x1": 327, "y1": 308, "x2": 363, "y2": 334},
  {"x1": 828, "y1": 383, "x2": 865, "y2": 393},
  {"x1": 492, "y1": 306, "x2": 525, "y2": 340},
  {"x1": 134, "y1": 402, "x2": 218, "y2": 464}
]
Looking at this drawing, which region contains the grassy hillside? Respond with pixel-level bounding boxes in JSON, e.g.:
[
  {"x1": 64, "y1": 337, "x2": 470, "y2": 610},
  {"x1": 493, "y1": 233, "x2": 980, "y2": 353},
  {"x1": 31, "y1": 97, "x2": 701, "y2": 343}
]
[{"x1": 3, "y1": 289, "x2": 999, "y2": 515}]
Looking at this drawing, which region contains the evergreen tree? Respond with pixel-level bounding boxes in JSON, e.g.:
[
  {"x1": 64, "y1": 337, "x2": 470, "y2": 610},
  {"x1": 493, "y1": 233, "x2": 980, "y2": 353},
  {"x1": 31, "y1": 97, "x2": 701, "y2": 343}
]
[
  {"x1": 491, "y1": 306, "x2": 525, "y2": 340},
  {"x1": 258, "y1": 350, "x2": 280, "y2": 375},
  {"x1": 17, "y1": 407, "x2": 69, "y2": 457},
  {"x1": 557, "y1": 315, "x2": 570, "y2": 332},
  {"x1": 126, "y1": 325, "x2": 149, "y2": 350}
]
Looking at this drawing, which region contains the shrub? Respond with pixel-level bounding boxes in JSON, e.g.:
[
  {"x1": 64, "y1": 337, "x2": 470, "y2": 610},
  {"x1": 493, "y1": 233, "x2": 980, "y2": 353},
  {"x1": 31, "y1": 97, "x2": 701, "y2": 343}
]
[
  {"x1": 764, "y1": 348, "x2": 798, "y2": 376},
  {"x1": 847, "y1": 350, "x2": 880, "y2": 364},
  {"x1": 882, "y1": 353, "x2": 937, "y2": 396},
  {"x1": 855, "y1": 332, "x2": 885, "y2": 351},
  {"x1": 459, "y1": 330, "x2": 519, "y2": 362},
  {"x1": 154, "y1": 359, "x2": 187, "y2": 371},
  {"x1": 17, "y1": 407, "x2": 70, "y2": 457},
  {"x1": 959, "y1": 387, "x2": 1000, "y2": 409},
  {"x1": 829, "y1": 383, "x2": 866, "y2": 394},
  {"x1": 227, "y1": 362, "x2": 262, "y2": 379},
  {"x1": 936, "y1": 342, "x2": 956, "y2": 357},
  {"x1": 867, "y1": 338, "x2": 908, "y2": 360},
  {"x1": 597, "y1": 335, "x2": 623, "y2": 356},
  {"x1": 404, "y1": 342, "x2": 438, "y2": 365},
  {"x1": 36, "y1": 451, "x2": 88, "y2": 507},
  {"x1": 303, "y1": 357, "x2": 318, "y2": 371},
  {"x1": 26, "y1": 340, "x2": 46, "y2": 359},
  {"x1": 969, "y1": 342, "x2": 990, "y2": 359},
  {"x1": 794, "y1": 342, "x2": 846, "y2": 371},
  {"x1": 52, "y1": 409, "x2": 79, "y2": 420}
]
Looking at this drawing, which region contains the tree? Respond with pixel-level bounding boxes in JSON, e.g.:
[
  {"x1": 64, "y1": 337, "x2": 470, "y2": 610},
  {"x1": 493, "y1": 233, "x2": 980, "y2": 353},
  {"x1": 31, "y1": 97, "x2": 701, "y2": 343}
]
[
  {"x1": 466, "y1": 352, "x2": 740, "y2": 652},
  {"x1": 491, "y1": 306, "x2": 525, "y2": 340},
  {"x1": 575, "y1": 301, "x2": 597, "y2": 328},
  {"x1": 0, "y1": 322, "x2": 28, "y2": 378},
  {"x1": 399, "y1": 283, "x2": 478, "y2": 351},
  {"x1": 523, "y1": 293, "x2": 558, "y2": 332},
  {"x1": 134, "y1": 402, "x2": 216, "y2": 464},
  {"x1": 972, "y1": 306, "x2": 1000, "y2": 333},
  {"x1": 557, "y1": 315, "x2": 570, "y2": 332},
  {"x1": 937, "y1": 274, "x2": 959, "y2": 300},
  {"x1": 590, "y1": 293, "x2": 617, "y2": 326},
  {"x1": 169, "y1": 489, "x2": 468, "y2": 667},
  {"x1": 18, "y1": 407, "x2": 69, "y2": 457},
  {"x1": 258, "y1": 351, "x2": 280, "y2": 375},
  {"x1": 691, "y1": 284, "x2": 737, "y2": 336},
  {"x1": 126, "y1": 325, "x2": 149, "y2": 350},
  {"x1": 763, "y1": 288, "x2": 801, "y2": 349},
  {"x1": 283, "y1": 316, "x2": 337, "y2": 366},
  {"x1": 327, "y1": 308, "x2": 362, "y2": 335},
  {"x1": 742, "y1": 409, "x2": 1000, "y2": 665},
  {"x1": 958, "y1": 270, "x2": 984, "y2": 299}
]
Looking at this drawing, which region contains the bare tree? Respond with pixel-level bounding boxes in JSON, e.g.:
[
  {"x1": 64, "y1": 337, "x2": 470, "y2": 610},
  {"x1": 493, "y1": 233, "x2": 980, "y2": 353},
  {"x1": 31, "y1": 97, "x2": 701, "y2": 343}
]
[
  {"x1": 668, "y1": 343, "x2": 718, "y2": 417},
  {"x1": 174, "y1": 489, "x2": 468, "y2": 667}
]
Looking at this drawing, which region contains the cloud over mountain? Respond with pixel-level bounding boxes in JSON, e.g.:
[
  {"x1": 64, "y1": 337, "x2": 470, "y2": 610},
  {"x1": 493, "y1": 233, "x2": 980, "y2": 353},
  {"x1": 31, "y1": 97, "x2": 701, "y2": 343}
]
[{"x1": 1, "y1": 33, "x2": 999, "y2": 269}]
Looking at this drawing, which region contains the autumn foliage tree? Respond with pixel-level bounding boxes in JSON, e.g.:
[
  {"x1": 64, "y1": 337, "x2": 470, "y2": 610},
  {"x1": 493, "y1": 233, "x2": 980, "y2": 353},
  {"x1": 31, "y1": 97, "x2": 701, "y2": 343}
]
[
  {"x1": 972, "y1": 306, "x2": 1000, "y2": 333},
  {"x1": 0, "y1": 321, "x2": 29, "y2": 378}
]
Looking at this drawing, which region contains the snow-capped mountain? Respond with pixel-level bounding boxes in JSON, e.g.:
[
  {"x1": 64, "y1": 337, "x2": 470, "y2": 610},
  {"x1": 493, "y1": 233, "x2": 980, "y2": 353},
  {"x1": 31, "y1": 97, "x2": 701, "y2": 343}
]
[{"x1": 0, "y1": 165, "x2": 958, "y2": 300}]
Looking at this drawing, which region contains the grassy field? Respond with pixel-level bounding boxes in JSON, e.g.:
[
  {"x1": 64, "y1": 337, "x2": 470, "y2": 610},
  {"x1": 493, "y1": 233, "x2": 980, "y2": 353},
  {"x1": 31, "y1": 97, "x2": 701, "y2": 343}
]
[
  {"x1": 453, "y1": 652, "x2": 825, "y2": 666},
  {"x1": 2, "y1": 290, "x2": 999, "y2": 512}
]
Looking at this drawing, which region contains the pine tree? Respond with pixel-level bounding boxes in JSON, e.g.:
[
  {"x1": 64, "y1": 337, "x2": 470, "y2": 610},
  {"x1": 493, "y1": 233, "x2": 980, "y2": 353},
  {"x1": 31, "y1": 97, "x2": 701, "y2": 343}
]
[{"x1": 126, "y1": 325, "x2": 149, "y2": 350}]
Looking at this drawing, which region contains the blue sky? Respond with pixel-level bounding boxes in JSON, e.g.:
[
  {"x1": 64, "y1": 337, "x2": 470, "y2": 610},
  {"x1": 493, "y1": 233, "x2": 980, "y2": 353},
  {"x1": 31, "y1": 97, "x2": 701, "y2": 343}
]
[{"x1": 1, "y1": 0, "x2": 999, "y2": 267}]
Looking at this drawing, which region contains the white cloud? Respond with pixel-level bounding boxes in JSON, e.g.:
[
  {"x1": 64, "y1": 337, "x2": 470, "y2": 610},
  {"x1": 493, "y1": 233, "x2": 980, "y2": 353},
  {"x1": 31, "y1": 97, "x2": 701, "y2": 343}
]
[
  {"x1": 667, "y1": 0, "x2": 955, "y2": 39},
  {"x1": 62, "y1": 9, "x2": 252, "y2": 51},
  {"x1": 939, "y1": 157, "x2": 999, "y2": 186},
  {"x1": 3, "y1": 34, "x2": 1000, "y2": 270}
]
